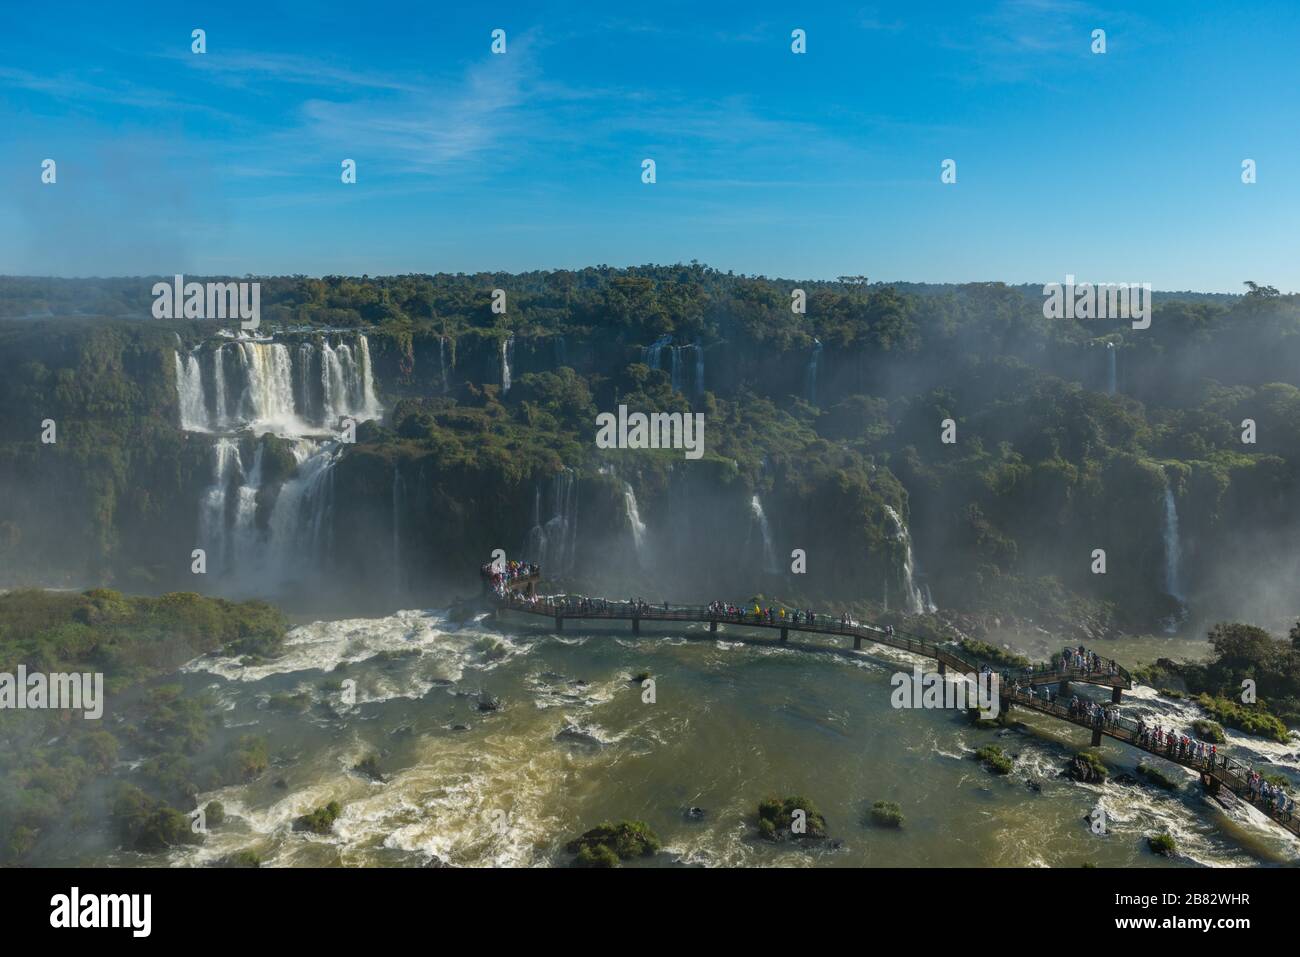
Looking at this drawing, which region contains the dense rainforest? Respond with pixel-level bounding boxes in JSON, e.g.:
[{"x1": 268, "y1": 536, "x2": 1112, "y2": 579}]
[{"x1": 1, "y1": 267, "x2": 1298, "y2": 640}]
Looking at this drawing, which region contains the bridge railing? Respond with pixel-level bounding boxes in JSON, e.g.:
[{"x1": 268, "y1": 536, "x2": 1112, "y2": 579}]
[{"x1": 1006, "y1": 686, "x2": 1296, "y2": 829}]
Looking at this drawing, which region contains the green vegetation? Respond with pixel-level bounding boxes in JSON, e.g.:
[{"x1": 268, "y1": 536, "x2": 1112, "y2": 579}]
[
  {"x1": 1191, "y1": 719, "x2": 1226, "y2": 743},
  {"x1": 294, "y1": 801, "x2": 343, "y2": 835},
  {"x1": 0, "y1": 588, "x2": 287, "y2": 684},
  {"x1": 975, "y1": 745, "x2": 1013, "y2": 775},
  {"x1": 1148, "y1": 831, "x2": 1177, "y2": 856},
  {"x1": 0, "y1": 589, "x2": 289, "y2": 864},
  {"x1": 756, "y1": 795, "x2": 828, "y2": 841},
  {"x1": 868, "y1": 801, "x2": 904, "y2": 828},
  {"x1": 959, "y1": 639, "x2": 1030, "y2": 670},
  {"x1": 1136, "y1": 763, "x2": 1181, "y2": 791},
  {"x1": 216, "y1": 850, "x2": 262, "y2": 868},
  {"x1": 1069, "y1": 749, "x2": 1108, "y2": 782},
  {"x1": 1196, "y1": 694, "x2": 1289, "y2": 743},
  {"x1": 204, "y1": 801, "x2": 226, "y2": 828},
  {"x1": 565, "y1": 821, "x2": 661, "y2": 865},
  {"x1": 111, "y1": 784, "x2": 203, "y2": 852}
]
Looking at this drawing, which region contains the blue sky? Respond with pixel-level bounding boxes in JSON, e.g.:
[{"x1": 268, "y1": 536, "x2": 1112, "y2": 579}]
[{"x1": 2, "y1": 0, "x2": 1297, "y2": 290}]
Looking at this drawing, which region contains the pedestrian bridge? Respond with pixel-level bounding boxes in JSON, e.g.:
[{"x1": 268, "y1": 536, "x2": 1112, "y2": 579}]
[{"x1": 488, "y1": 569, "x2": 1300, "y2": 839}]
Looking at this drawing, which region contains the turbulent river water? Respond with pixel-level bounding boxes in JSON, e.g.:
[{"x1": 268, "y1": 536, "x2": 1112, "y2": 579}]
[{"x1": 89, "y1": 611, "x2": 1300, "y2": 868}]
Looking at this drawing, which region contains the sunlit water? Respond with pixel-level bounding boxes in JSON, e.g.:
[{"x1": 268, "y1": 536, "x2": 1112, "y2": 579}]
[{"x1": 95, "y1": 611, "x2": 1300, "y2": 867}]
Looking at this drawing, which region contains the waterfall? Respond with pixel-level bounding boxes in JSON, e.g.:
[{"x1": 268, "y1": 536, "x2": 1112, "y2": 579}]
[
  {"x1": 392, "y1": 467, "x2": 405, "y2": 598},
  {"x1": 694, "y1": 339, "x2": 705, "y2": 398},
  {"x1": 266, "y1": 440, "x2": 339, "y2": 578},
  {"x1": 501, "y1": 336, "x2": 514, "y2": 394},
  {"x1": 623, "y1": 481, "x2": 647, "y2": 564},
  {"x1": 749, "y1": 495, "x2": 779, "y2": 574},
  {"x1": 642, "y1": 334, "x2": 672, "y2": 371},
  {"x1": 197, "y1": 438, "x2": 264, "y2": 584},
  {"x1": 212, "y1": 346, "x2": 227, "y2": 429},
  {"x1": 1162, "y1": 480, "x2": 1185, "y2": 599},
  {"x1": 1107, "y1": 342, "x2": 1117, "y2": 395},
  {"x1": 175, "y1": 350, "x2": 207, "y2": 430},
  {"x1": 883, "y1": 505, "x2": 936, "y2": 615},
  {"x1": 805, "y1": 339, "x2": 822, "y2": 404},
  {"x1": 670, "y1": 346, "x2": 684, "y2": 392},
  {"x1": 439, "y1": 337, "x2": 450, "y2": 394},
  {"x1": 173, "y1": 333, "x2": 381, "y2": 434},
  {"x1": 522, "y1": 470, "x2": 579, "y2": 574},
  {"x1": 237, "y1": 341, "x2": 296, "y2": 429}
]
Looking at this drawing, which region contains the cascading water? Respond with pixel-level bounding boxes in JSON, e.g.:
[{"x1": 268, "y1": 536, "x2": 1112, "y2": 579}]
[
  {"x1": 439, "y1": 337, "x2": 450, "y2": 394},
  {"x1": 175, "y1": 350, "x2": 207, "y2": 431},
  {"x1": 805, "y1": 339, "x2": 822, "y2": 404},
  {"x1": 623, "y1": 481, "x2": 647, "y2": 564},
  {"x1": 198, "y1": 438, "x2": 264, "y2": 584},
  {"x1": 173, "y1": 333, "x2": 380, "y2": 434},
  {"x1": 1107, "y1": 342, "x2": 1117, "y2": 395},
  {"x1": 1161, "y1": 477, "x2": 1186, "y2": 631},
  {"x1": 522, "y1": 470, "x2": 579, "y2": 574},
  {"x1": 642, "y1": 334, "x2": 672, "y2": 372},
  {"x1": 392, "y1": 467, "x2": 405, "y2": 598},
  {"x1": 177, "y1": 333, "x2": 381, "y2": 596},
  {"x1": 749, "y1": 495, "x2": 779, "y2": 574},
  {"x1": 694, "y1": 339, "x2": 705, "y2": 398},
  {"x1": 501, "y1": 336, "x2": 514, "y2": 394},
  {"x1": 883, "y1": 505, "x2": 936, "y2": 615},
  {"x1": 670, "y1": 346, "x2": 684, "y2": 393}
]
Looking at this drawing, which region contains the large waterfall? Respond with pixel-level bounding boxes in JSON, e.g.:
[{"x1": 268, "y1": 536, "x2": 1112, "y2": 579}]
[
  {"x1": 173, "y1": 333, "x2": 380, "y2": 434},
  {"x1": 522, "y1": 470, "x2": 579, "y2": 575},
  {"x1": 805, "y1": 339, "x2": 822, "y2": 404},
  {"x1": 623, "y1": 481, "x2": 647, "y2": 565},
  {"x1": 177, "y1": 332, "x2": 379, "y2": 596},
  {"x1": 197, "y1": 436, "x2": 342, "y2": 593},
  {"x1": 643, "y1": 336, "x2": 704, "y2": 398},
  {"x1": 883, "y1": 505, "x2": 936, "y2": 615},
  {"x1": 749, "y1": 495, "x2": 779, "y2": 574}
]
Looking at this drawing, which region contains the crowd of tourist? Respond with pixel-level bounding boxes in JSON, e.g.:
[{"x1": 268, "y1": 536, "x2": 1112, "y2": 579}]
[
  {"x1": 1059, "y1": 644, "x2": 1121, "y2": 676},
  {"x1": 707, "y1": 601, "x2": 824, "y2": 627},
  {"x1": 480, "y1": 559, "x2": 539, "y2": 598}
]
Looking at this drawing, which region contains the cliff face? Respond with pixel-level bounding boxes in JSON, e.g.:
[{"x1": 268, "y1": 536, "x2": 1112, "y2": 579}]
[{"x1": 2, "y1": 274, "x2": 1299, "y2": 630}]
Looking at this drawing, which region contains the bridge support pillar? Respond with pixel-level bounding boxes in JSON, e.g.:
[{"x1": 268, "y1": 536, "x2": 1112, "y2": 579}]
[
  {"x1": 1201, "y1": 772, "x2": 1221, "y2": 795},
  {"x1": 1090, "y1": 728, "x2": 1102, "y2": 747},
  {"x1": 938, "y1": 661, "x2": 946, "y2": 676},
  {"x1": 853, "y1": 635, "x2": 862, "y2": 650},
  {"x1": 1111, "y1": 686, "x2": 1122, "y2": 704},
  {"x1": 555, "y1": 616, "x2": 563, "y2": 632},
  {"x1": 710, "y1": 619, "x2": 717, "y2": 634},
  {"x1": 632, "y1": 617, "x2": 640, "y2": 636},
  {"x1": 780, "y1": 627, "x2": 788, "y2": 643}
]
